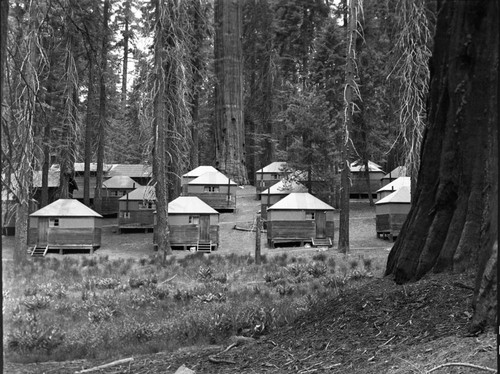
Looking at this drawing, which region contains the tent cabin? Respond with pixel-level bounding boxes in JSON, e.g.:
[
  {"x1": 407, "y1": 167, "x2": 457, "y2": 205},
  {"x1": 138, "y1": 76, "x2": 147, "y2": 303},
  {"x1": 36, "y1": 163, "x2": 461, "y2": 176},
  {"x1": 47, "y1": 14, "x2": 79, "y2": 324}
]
[
  {"x1": 376, "y1": 176, "x2": 411, "y2": 200},
  {"x1": 266, "y1": 192, "x2": 335, "y2": 248},
  {"x1": 260, "y1": 180, "x2": 308, "y2": 221},
  {"x1": 101, "y1": 176, "x2": 141, "y2": 216},
  {"x1": 28, "y1": 199, "x2": 102, "y2": 256},
  {"x1": 154, "y1": 196, "x2": 220, "y2": 252},
  {"x1": 118, "y1": 186, "x2": 156, "y2": 233},
  {"x1": 380, "y1": 166, "x2": 407, "y2": 188},
  {"x1": 185, "y1": 171, "x2": 237, "y2": 212},
  {"x1": 255, "y1": 162, "x2": 290, "y2": 196},
  {"x1": 181, "y1": 166, "x2": 218, "y2": 194},
  {"x1": 349, "y1": 160, "x2": 385, "y2": 198},
  {"x1": 32, "y1": 170, "x2": 60, "y2": 206},
  {"x1": 375, "y1": 186, "x2": 411, "y2": 241},
  {"x1": 106, "y1": 164, "x2": 153, "y2": 186}
]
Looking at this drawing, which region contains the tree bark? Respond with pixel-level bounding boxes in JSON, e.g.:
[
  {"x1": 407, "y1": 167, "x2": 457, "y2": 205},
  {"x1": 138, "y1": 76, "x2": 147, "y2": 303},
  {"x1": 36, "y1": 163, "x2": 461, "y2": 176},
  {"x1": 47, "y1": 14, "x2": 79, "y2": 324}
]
[
  {"x1": 338, "y1": 0, "x2": 358, "y2": 254},
  {"x1": 385, "y1": 0, "x2": 498, "y2": 329},
  {"x1": 84, "y1": 50, "x2": 96, "y2": 207},
  {"x1": 0, "y1": 0, "x2": 8, "y2": 89},
  {"x1": 214, "y1": 0, "x2": 248, "y2": 184},
  {"x1": 94, "y1": 0, "x2": 110, "y2": 214}
]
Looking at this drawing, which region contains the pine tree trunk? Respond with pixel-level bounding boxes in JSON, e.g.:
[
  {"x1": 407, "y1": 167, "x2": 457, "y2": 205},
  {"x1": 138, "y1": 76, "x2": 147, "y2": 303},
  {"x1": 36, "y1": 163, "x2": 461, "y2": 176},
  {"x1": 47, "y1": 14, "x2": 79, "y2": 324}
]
[
  {"x1": 0, "y1": 0, "x2": 8, "y2": 89},
  {"x1": 338, "y1": 0, "x2": 358, "y2": 254},
  {"x1": 84, "y1": 52, "x2": 95, "y2": 207},
  {"x1": 214, "y1": 0, "x2": 248, "y2": 184},
  {"x1": 94, "y1": 0, "x2": 110, "y2": 214},
  {"x1": 385, "y1": 0, "x2": 498, "y2": 329},
  {"x1": 189, "y1": 0, "x2": 202, "y2": 170}
]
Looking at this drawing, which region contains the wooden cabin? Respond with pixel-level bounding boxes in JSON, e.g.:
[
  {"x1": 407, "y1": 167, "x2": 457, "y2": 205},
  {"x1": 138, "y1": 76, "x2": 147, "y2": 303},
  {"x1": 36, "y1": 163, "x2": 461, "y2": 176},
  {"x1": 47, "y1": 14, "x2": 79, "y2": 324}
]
[
  {"x1": 154, "y1": 196, "x2": 219, "y2": 252},
  {"x1": 375, "y1": 186, "x2": 411, "y2": 241},
  {"x1": 267, "y1": 192, "x2": 335, "y2": 248},
  {"x1": 349, "y1": 160, "x2": 385, "y2": 198},
  {"x1": 255, "y1": 162, "x2": 290, "y2": 196},
  {"x1": 71, "y1": 163, "x2": 112, "y2": 201},
  {"x1": 32, "y1": 170, "x2": 60, "y2": 206},
  {"x1": 118, "y1": 186, "x2": 156, "y2": 233},
  {"x1": 28, "y1": 199, "x2": 102, "y2": 256},
  {"x1": 185, "y1": 171, "x2": 237, "y2": 212},
  {"x1": 260, "y1": 180, "x2": 308, "y2": 221},
  {"x1": 106, "y1": 164, "x2": 153, "y2": 186},
  {"x1": 101, "y1": 176, "x2": 141, "y2": 216},
  {"x1": 380, "y1": 166, "x2": 407, "y2": 188},
  {"x1": 376, "y1": 176, "x2": 411, "y2": 200},
  {"x1": 181, "y1": 166, "x2": 218, "y2": 194}
]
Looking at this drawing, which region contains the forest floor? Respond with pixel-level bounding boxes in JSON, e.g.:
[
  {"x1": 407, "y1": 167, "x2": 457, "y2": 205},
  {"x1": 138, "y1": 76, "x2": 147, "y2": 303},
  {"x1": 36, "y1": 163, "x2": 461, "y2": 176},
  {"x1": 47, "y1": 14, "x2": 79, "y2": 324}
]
[{"x1": 2, "y1": 187, "x2": 496, "y2": 373}]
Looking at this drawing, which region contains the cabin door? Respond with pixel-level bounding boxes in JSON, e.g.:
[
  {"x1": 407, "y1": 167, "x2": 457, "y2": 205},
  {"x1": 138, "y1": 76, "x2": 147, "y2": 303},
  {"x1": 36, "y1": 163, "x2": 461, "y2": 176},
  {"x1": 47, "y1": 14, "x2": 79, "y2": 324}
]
[
  {"x1": 315, "y1": 211, "x2": 326, "y2": 239},
  {"x1": 38, "y1": 218, "x2": 49, "y2": 245},
  {"x1": 199, "y1": 215, "x2": 210, "y2": 242}
]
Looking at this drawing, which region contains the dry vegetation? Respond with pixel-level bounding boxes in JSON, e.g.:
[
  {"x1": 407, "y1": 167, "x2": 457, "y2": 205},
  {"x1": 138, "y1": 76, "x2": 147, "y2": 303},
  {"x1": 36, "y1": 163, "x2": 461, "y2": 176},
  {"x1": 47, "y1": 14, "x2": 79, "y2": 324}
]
[{"x1": 2, "y1": 187, "x2": 495, "y2": 373}]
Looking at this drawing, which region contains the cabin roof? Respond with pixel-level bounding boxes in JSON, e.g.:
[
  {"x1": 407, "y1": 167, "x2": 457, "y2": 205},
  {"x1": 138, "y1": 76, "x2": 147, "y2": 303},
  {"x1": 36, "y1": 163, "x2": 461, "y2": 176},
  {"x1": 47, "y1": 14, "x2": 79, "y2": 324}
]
[
  {"x1": 168, "y1": 196, "x2": 218, "y2": 214},
  {"x1": 260, "y1": 180, "x2": 308, "y2": 195},
  {"x1": 119, "y1": 186, "x2": 156, "y2": 201},
  {"x1": 256, "y1": 162, "x2": 288, "y2": 174},
  {"x1": 268, "y1": 192, "x2": 335, "y2": 211},
  {"x1": 30, "y1": 199, "x2": 102, "y2": 217},
  {"x1": 376, "y1": 177, "x2": 411, "y2": 193},
  {"x1": 188, "y1": 171, "x2": 237, "y2": 186},
  {"x1": 33, "y1": 170, "x2": 60, "y2": 188},
  {"x1": 375, "y1": 186, "x2": 411, "y2": 205},
  {"x1": 103, "y1": 175, "x2": 141, "y2": 189},
  {"x1": 107, "y1": 164, "x2": 153, "y2": 178},
  {"x1": 182, "y1": 166, "x2": 218, "y2": 178},
  {"x1": 349, "y1": 160, "x2": 384, "y2": 173},
  {"x1": 382, "y1": 166, "x2": 407, "y2": 180}
]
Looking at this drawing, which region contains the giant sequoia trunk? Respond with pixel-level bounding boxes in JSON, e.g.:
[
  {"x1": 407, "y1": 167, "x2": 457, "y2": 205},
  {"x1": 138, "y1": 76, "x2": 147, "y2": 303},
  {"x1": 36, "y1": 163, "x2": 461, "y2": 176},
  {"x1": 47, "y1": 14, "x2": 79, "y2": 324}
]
[
  {"x1": 386, "y1": 0, "x2": 498, "y2": 329},
  {"x1": 214, "y1": 0, "x2": 248, "y2": 184}
]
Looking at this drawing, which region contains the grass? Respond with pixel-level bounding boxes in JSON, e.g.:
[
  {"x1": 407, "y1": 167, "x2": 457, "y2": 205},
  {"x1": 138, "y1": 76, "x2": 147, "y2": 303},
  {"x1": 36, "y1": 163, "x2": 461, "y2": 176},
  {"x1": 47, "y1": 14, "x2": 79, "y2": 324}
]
[{"x1": 2, "y1": 251, "x2": 384, "y2": 364}]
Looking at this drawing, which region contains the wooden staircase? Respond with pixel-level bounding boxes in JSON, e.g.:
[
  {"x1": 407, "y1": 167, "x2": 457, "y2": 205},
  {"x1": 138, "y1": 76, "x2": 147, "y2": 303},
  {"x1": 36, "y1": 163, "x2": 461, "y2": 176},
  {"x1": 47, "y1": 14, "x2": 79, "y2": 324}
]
[
  {"x1": 197, "y1": 241, "x2": 212, "y2": 253},
  {"x1": 31, "y1": 245, "x2": 49, "y2": 257},
  {"x1": 311, "y1": 238, "x2": 332, "y2": 248}
]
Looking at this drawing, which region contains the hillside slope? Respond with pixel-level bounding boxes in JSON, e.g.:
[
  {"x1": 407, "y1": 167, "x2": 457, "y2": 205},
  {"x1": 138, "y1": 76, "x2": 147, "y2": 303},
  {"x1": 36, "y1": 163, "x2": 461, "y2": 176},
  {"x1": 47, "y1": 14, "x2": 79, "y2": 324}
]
[{"x1": 5, "y1": 272, "x2": 496, "y2": 374}]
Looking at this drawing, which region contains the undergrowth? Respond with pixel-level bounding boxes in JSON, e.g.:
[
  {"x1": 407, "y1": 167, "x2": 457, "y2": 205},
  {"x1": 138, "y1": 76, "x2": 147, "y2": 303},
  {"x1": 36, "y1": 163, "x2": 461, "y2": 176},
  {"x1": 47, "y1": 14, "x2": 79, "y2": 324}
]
[{"x1": 3, "y1": 252, "x2": 381, "y2": 363}]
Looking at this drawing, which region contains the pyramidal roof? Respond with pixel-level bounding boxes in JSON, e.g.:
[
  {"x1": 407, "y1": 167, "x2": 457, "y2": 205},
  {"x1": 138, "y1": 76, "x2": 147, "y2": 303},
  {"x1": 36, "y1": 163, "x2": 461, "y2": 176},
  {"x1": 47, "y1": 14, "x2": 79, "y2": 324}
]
[
  {"x1": 188, "y1": 171, "x2": 237, "y2": 185},
  {"x1": 103, "y1": 175, "x2": 141, "y2": 189},
  {"x1": 261, "y1": 180, "x2": 308, "y2": 195},
  {"x1": 268, "y1": 192, "x2": 335, "y2": 211},
  {"x1": 119, "y1": 186, "x2": 156, "y2": 201},
  {"x1": 183, "y1": 165, "x2": 218, "y2": 178},
  {"x1": 256, "y1": 162, "x2": 288, "y2": 174},
  {"x1": 382, "y1": 165, "x2": 407, "y2": 180},
  {"x1": 375, "y1": 186, "x2": 411, "y2": 205},
  {"x1": 30, "y1": 199, "x2": 102, "y2": 217},
  {"x1": 107, "y1": 164, "x2": 152, "y2": 178},
  {"x1": 349, "y1": 160, "x2": 384, "y2": 173},
  {"x1": 168, "y1": 196, "x2": 218, "y2": 214},
  {"x1": 376, "y1": 177, "x2": 411, "y2": 193}
]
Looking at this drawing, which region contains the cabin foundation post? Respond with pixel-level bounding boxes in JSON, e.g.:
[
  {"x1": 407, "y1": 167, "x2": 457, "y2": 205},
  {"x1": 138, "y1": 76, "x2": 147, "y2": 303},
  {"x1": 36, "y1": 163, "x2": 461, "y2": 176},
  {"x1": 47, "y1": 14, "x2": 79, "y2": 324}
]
[{"x1": 59, "y1": 248, "x2": 63, "y2": 255}]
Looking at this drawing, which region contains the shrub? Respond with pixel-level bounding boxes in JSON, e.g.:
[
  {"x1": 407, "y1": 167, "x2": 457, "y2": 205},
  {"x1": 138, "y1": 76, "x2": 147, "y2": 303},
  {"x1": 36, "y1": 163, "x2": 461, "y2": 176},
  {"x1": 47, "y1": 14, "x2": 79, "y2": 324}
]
[
  {"x1": 307, "y1": 262, "x2": 327, "y2": 278},
  {"x1": 363, "y1": 257, "x2": 373, "y2": 272},
  {"x1": 312, "y1": 252, "x2": 327, "y2": 262}
]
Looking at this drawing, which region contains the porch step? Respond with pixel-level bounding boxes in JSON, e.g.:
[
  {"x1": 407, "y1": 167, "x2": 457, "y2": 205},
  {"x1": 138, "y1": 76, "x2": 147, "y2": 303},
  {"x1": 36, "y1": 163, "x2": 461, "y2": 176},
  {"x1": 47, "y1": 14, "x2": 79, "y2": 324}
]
[
  {"x1": 31, "y1": 245, "x2": 49, "y2": 257},
  {"x1": 311, "y1": 238, "x2": 332, "y2": 247},
  {"x1": 197, "y1": 241, "x2": 212, "y2": 253}
]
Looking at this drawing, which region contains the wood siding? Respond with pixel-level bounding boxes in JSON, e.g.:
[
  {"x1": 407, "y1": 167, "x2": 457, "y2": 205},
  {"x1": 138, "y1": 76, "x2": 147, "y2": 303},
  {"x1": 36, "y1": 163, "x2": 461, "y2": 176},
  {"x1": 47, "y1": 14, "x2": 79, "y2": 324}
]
[
  {"x1": 154, "y1": 224, "x2": 219, "y2": 248},
  {"x1": 375, "y1": 213, "x2": 408, "y2": 238},
  {"x1": 350, "y1": 171, "x2": 385, "y2": 196},
  {"x1": 28, "y1": 227, "x2": 101, "y2": 248},
  {"x1": 184, "y1": 192, "x2": 236, "y2": 211},
  {"x1": 118, "y1": 209, "x2": 155, "y2": 229},
  {"x1": 267, "y1": 220, "x2": 334, "y2": 245}
]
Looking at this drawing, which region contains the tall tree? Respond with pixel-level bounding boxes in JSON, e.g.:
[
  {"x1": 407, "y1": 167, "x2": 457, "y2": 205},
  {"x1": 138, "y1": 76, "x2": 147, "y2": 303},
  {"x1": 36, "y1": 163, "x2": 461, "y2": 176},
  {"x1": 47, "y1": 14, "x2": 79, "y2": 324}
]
[
  {"x1": 385, "y1": 0, "x2": 498, "y2": 330},
  {"x1": 338, "y1": 0, "x2": 360, "y2": 254},
  {"x1": 214, "y1": 0, "x2": 248, "y2": 184}
]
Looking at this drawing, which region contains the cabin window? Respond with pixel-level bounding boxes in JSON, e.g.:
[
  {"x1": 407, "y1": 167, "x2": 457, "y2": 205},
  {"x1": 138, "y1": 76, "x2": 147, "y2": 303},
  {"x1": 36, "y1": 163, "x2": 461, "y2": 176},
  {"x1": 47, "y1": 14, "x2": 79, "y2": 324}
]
[
  {"x1": 49, "y1": 218, "x2": 59, "y2": 227},
  {"x1": 226, "y1": 195, "x2": 232, "y2": 201},
  {"x1": 272, "y1": 174, "x2": 279, "y2": 180},
  {"x1": 139, "y1": 202, "x2": 155, "y2": 209},
  {"x1": 110, "y1": 191, "x2": 118, "y2": 197},
  {"x1": 121, "y1": 212, "x2": 131, "y2": 219},
  {"x1": 189, "y1": 215, "x2": 199, "y2": 224},
  {"x1": 305, "y1": 211, "x2": 315, "y2": 220},
  {"x1": 204, "y1": 186, "x2": 219, "y2": 193}
]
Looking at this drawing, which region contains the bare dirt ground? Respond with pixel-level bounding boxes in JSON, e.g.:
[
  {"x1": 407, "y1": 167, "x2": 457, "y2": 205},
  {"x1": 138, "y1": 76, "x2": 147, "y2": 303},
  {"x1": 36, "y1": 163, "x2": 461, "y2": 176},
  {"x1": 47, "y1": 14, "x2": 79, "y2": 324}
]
[{"x1": 4, "y1": 187, "x2": 495, "y2": 374}]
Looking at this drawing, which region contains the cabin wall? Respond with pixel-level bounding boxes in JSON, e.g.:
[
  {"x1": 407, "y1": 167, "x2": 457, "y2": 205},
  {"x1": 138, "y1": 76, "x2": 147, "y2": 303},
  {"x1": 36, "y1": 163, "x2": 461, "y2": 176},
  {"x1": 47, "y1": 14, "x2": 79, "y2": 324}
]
[
  {"x1": 169, "y1": 225, "x2": 219, "y2": 246},
  {"x1": 267, "y1": 221, "x2": 334, "y2": 242},
  {"x1": 268, "y1": 210, "x2": 334, "y2": 221},
  {"x1": 118, "y1": 209, "x2": 155, "y2": 228},
  {"x1": 184, "y1": 192, "x2": 236, "y2": 211},
  {"x1": 375, "y1": 213, "x2": 408, "y2": 237},
  {"x1": 187, "y1": 185, "x2": 235, "y2": 194},
  {"x1": 58, "y1": 217, "x2": 94, "y2": 228},
  {"x1": 169, "y1": 214, "x2": 219, "y2": 226},
  {"x1": 375, "y1": 203, "x2": 411, "y2": 216},
  {"x1": 350, "y1": 171, "x2": 385, "y2": 195}
]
